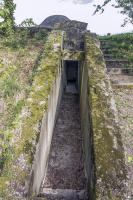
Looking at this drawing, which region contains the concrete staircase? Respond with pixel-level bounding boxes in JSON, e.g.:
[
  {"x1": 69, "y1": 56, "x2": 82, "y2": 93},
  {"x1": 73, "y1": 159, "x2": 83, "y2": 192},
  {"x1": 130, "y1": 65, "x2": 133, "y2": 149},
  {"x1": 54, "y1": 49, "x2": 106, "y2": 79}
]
[
  {"x1": 100, "y1": 39, "x2": 133, "y2": 88},
  {"x1": 100, "y1": 39, "x2": 129, "y2": 71},
  {"x1": 36, "y1": 93, "x2": 88, "y2": 200}
]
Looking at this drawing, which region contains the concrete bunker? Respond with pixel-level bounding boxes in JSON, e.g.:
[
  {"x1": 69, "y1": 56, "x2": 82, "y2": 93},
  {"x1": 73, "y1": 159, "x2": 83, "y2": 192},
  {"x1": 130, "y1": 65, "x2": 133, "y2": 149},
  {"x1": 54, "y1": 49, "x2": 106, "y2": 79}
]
[
  {"x1": 27, "y1": 28, "x2": 95, "y2": 199},
  {"x1": 2, "y1": 25, "x2": 126, "y2": 199}
]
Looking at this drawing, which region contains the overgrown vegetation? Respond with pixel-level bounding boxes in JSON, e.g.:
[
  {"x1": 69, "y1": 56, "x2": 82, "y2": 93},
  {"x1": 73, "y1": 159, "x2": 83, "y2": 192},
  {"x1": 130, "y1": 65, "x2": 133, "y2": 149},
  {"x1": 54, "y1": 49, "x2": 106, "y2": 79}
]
[
  {"x1": 0, "y1": 30, "x2": 62, "y2": 199},
  {"x1": 99, "y1": 33, "x2": 133, "y2": 64},
  {"x1": 0, "y1": 0, "x2": 16, "y2": 35},
  {"x1": 0, "y1": 29, "x2": 48, "y2": 198},
  {"x1": 0, "y1": 28, "x2": 48, "y2": 48}
]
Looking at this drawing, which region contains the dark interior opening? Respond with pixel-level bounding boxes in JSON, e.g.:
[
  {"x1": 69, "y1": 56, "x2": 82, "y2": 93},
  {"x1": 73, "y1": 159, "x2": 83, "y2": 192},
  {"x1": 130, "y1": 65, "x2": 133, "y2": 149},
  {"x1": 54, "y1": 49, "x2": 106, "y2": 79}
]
[{"x1": 65, "y1": 60, "x2": 79, "y2": 93}]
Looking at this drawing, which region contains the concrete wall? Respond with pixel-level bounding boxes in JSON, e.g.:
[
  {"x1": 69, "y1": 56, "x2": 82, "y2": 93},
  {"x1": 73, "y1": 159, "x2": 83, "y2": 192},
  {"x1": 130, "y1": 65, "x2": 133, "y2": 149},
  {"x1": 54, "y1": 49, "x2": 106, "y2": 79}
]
[
  {"x1": 60, "y1": 22, "x2": 87, "y2": 51},
  {"x1": 28, "y1": 65, "x2": 64, "y2": 197},
  {"x1": 79, "y1": 63, "x2": 95, "y2": 199}
]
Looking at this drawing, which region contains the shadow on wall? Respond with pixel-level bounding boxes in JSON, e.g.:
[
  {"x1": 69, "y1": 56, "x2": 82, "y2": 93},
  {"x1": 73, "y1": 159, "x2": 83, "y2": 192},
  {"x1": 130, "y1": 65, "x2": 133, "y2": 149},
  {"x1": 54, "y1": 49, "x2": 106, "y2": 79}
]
[{"x1": 80, "y1": 62, "x2": 96, "y2": 199}]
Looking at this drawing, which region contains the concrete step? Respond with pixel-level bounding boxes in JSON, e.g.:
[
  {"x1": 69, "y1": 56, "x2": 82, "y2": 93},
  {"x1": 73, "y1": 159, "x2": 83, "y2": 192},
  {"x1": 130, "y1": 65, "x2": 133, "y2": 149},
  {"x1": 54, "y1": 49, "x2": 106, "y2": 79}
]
[
  {"x1": 105, "y1": 59, "x2": 128, "y2": 62},
  {"x1": 36, "y1": 188, "x2": 88, "y2": 200},
  {"x1": 101, "y1": 47, "x2": 112, "y2": 51},
  {"x1": 101, "y1": 49, "x2": 113, "y2": 54},
  {"x1": 107, "y1": 68, "x2": 123, "y2": 74},
  {"x1": 104, "y1": 54, "x2": 114, "y2": 59},
  {"x1": 112, "y1": 83, "x2": 133, "y2": 89},
  {"x1": 105, "y1": 59, "x2": 129, "y2": 69}
]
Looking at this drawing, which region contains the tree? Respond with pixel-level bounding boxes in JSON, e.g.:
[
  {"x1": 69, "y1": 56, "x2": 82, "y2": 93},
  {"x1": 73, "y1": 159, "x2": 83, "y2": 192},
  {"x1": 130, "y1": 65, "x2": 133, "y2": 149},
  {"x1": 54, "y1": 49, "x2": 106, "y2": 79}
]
[
  {"x1": 19, "y1": 18, "x2": 36, "y2": 27},
  {"x1": 0, "y1": 0, "x2": 16, "y2": 35},
  {"x1": 94, "y1": 0, "x2": 133, "y2": 26}
]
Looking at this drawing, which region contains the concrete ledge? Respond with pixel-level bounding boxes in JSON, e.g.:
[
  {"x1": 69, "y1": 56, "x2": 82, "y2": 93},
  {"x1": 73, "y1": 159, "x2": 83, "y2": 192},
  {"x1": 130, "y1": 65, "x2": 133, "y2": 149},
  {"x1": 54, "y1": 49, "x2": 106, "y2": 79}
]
[{"x1": 112, "y1": 83, "x2": 133, "y2": 89}]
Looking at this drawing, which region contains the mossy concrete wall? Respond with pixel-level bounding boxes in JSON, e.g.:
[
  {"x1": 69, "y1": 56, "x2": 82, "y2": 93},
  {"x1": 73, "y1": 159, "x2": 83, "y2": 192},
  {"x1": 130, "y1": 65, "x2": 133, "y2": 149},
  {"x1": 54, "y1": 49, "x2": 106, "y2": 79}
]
[
  {"x1": 27, "y1": 31, "x2": 64, "y2": 197},
  {"x1": 28, "y1": 66, "x2": 63, "y2": 196},
  {"x1": 84, "y1": 33, "x2": 127, "y2": 199}
]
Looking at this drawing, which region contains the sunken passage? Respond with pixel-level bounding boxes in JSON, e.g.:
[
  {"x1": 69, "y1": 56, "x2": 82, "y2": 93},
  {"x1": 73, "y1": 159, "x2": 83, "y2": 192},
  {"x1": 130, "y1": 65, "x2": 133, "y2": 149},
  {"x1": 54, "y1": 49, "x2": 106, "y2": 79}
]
[{"x1": 40, "y1": 93, "x2": 87, "y2": 199}]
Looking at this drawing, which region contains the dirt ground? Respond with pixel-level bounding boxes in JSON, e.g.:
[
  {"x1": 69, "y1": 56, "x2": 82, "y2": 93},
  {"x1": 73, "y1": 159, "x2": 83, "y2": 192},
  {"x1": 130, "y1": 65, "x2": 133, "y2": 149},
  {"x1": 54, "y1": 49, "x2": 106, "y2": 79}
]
[{"x1": 42, "y1": 94, "x2": 86, "y2": 190}]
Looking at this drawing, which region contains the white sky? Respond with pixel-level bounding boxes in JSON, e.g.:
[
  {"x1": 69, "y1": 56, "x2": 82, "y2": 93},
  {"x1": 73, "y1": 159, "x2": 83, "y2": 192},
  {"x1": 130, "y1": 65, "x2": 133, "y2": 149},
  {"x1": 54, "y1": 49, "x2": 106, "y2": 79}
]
[{"x1": 14, "y1": 0, "x2": 133, "y2": 35}]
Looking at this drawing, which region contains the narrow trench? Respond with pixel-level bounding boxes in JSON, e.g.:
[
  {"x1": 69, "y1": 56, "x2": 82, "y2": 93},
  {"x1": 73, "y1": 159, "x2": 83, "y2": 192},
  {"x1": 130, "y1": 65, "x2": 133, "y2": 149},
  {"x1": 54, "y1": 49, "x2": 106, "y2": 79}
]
[{"x1": 39, "y1": 61, "x2": 88, "y2": 199}]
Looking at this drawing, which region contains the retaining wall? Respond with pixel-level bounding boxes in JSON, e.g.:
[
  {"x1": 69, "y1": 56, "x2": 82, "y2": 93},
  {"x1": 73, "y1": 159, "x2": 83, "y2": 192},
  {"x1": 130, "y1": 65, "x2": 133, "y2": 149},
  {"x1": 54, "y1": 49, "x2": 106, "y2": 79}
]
[{"x1": 28, "y1": 66, "x2": 64, "y2": 196}]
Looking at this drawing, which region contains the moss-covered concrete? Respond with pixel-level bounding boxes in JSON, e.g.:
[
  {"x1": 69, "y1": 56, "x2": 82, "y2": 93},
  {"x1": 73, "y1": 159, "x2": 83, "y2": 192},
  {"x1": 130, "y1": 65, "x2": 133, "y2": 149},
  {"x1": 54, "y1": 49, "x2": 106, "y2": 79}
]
[
  {"x1": 63, "y1": 50, "x2": 84, "y2": 61},
  {"x1": 0, "y1": 30, "x2": 62, "y2": 199},
  {"x1": 85, "y1": 33, "x2": 127, "y2": 199}
]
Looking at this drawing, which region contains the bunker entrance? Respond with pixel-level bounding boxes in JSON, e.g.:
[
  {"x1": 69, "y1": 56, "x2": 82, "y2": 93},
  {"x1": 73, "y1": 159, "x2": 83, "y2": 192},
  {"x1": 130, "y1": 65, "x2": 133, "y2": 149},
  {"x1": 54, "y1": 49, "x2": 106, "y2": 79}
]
[{"x1": 64, "y1": 60, "x2": 79, "y2": 94}]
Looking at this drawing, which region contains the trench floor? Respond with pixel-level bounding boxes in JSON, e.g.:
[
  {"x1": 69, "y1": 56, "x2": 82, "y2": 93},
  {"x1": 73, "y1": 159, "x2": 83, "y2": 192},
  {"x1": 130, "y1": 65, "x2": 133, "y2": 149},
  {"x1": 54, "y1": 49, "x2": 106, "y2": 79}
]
[{"x1": 42, "y1": 93, "x2": 86, "y2": 192}]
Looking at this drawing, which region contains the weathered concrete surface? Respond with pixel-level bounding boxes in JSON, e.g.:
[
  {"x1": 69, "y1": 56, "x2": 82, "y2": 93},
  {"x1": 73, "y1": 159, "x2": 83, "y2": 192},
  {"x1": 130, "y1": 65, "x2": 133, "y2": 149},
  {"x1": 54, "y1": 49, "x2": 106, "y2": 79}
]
[
  {"x1": 110, "y1": 74, "x2": 133, "y2": 85},
  {"x1": 41, "y1": 94, "x2": 86, "y2": 191},
  {"x1": 85, "y1": 33, "x2": 128, "y2": 199},
  {"x1": 111, "y1": 75, "x2": 133, "y2": 198},
  {"x1": 108, "y1": 62, "x2": 133, "y2": 198},
  {"x1": 60, "y1": 21, "x2": 87, "y2": 51}
]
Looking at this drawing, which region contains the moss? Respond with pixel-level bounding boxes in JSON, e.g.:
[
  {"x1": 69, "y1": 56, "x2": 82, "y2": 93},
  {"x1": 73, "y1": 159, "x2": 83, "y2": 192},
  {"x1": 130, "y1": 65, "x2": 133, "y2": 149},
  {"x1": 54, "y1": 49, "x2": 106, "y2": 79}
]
[
  {"x1": 63, "y1": 50, "x2": 85, "y2": 61},
  {"x1": 85, "y1": 33, "x2": 127, "y2": 199},
  {"x1": 0, "y1": 30, "x2": 62, "y2": 199},
  {"x1": 19, "y1": 31, "x2": 62, "y2": 158},
  {"x1": 0, "y1": 36, "x2": 45, "y2": 177},
  {"x1": 0, "y1": 45, "x2": 43, "y2": 189}
]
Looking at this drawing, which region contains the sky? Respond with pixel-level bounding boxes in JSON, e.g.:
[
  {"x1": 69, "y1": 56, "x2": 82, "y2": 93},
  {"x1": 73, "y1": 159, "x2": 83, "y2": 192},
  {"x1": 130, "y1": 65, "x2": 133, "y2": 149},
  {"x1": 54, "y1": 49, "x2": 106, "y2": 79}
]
[{"x1": 14, "y1": 0, "x2": 133, "y2": 35}]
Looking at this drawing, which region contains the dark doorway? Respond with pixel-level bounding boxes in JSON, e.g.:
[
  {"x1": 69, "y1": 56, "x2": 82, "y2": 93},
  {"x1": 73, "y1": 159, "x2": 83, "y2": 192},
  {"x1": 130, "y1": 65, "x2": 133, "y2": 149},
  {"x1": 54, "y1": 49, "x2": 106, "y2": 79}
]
[{"x1": 65, "y1": 60, "x2": 79, "y2": 93}]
